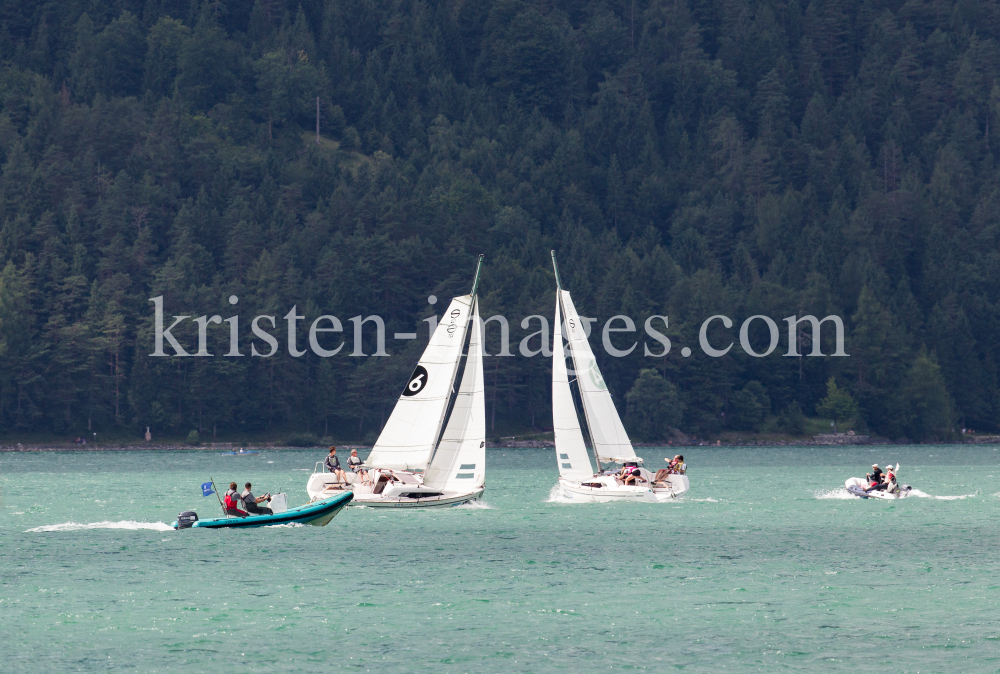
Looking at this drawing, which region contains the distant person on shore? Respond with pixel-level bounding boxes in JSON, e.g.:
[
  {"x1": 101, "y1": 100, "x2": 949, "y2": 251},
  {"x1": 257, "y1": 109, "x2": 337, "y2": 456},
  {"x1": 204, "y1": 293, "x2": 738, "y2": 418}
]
[
  {"x1": 325, "y1": 447, "x2": 347, "y2": 483},
  {"x1": 224, "y1": 482, "x2": 247, "y2": 517},
  {"x1": 241, "y1": 482, "x2": 273, "y2": 515},
  {"x1": 347, "y1": 449, "x2": 366, "y2": 484}
]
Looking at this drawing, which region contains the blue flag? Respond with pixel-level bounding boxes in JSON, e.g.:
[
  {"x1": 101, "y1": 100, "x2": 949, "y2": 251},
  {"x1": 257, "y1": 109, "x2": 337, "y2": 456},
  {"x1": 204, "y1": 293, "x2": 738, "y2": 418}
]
[{"x1": 201, "y1": 482, "x2": 215, "y2": 497}]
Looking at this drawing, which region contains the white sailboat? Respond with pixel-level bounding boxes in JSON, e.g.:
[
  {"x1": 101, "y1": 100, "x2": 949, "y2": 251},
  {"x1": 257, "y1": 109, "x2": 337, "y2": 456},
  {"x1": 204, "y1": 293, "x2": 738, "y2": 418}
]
[
  {"x1": 306, "y1": 256, "x2": 487, "y2": 507},
  {"x1": 549, "y1": 251, "x2": 689, "y2": 502}
]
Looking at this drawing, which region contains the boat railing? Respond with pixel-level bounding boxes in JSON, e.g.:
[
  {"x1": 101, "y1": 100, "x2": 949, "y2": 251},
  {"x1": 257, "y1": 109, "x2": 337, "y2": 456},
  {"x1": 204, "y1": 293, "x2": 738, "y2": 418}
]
[{"x1": 314, "y1": 461, "x2": 326, "y2": 474}]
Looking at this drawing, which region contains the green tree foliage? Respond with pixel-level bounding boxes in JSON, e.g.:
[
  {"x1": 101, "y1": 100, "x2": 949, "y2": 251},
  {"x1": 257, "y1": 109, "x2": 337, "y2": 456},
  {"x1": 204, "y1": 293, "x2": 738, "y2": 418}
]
[
  {"x1": 0, "y1": 0, "x2": 995, "y2": 443},
  {"x1": 816, "y1": 378, "x2": 859, "y2": 432},
  {"x1": 898, "y1": 352, "x2": 955, "y2": 442},
  {"x1": 625, "y1": 369, "x2": 683, "y2": 440},
  {"x1": 728, "y1": 380, "x2": 771, "y2": 432}
]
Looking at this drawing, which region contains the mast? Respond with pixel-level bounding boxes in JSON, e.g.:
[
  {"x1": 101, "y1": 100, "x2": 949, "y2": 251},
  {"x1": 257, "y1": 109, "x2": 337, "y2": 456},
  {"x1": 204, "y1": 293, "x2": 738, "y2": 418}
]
[
  {"x1": 550, "y1": 250, "x2": 562, "y2": 290},
  {"x1": 550, "y1": 251, "x2": 602, "y2": 473},
  {"x1": 470, "y1": 253, "x2": 484, "y2": 297}
]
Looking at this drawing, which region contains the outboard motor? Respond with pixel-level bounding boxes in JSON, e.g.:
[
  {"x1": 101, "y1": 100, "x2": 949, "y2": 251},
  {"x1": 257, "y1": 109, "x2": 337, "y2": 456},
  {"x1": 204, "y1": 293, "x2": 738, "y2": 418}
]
[{"x1": 176, "y1": 511, "x2": 199, "y2": 529}]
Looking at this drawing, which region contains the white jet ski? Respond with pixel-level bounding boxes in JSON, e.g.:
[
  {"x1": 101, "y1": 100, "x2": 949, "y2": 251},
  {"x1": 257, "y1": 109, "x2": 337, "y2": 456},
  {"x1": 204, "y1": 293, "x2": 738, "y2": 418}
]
[{"x1": 845, "y1": 463, "x2": 912, "y2": 499}]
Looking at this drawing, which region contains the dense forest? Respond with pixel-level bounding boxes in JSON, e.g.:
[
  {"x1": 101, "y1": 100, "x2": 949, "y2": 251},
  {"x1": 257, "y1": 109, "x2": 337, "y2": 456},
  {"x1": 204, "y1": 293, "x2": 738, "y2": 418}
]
[{"x1": 0, "y1": 0, "x2": 997, "y2": 443}]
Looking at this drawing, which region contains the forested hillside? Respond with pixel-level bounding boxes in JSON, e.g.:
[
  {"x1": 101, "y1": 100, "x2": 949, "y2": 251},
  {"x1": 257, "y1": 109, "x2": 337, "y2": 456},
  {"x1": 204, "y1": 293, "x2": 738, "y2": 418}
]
[{"x1": 0, "y1": 0, "x2": 998, "y2": 442}]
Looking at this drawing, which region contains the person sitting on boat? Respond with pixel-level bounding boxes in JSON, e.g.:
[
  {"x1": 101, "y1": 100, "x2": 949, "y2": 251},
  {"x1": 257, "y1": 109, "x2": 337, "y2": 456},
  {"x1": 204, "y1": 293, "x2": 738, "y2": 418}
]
[
  {"x1": 622, "y1": 464, "x2": 643, "y2": 486},
  {"x1": 667, "y1": 455, "x2": 686, "y2": 474},
  {"x1": 865, "y1": 464, "x2": 888, "y2": 492},
  {"x1": 224, "y1": 482, "x2": 248, "y2": 517},
  {"x1": 865, "y1": 464, "x2": 883, "y2": 487},
  {"x1": 325, "y1": 447, "x2": 347, "y2": 484},
  {"x1": 241, "y1": 482, "x2": 273, "y2": 515},
  {"x1": 347, "y1": 449, "x2": 367, "y2": 484},
  {"x1": 617, "y1": 462, "x2": 636, "y2": 483},
  {"x1": 883, "y1": 465, "x2": 899, "y2": 494}
]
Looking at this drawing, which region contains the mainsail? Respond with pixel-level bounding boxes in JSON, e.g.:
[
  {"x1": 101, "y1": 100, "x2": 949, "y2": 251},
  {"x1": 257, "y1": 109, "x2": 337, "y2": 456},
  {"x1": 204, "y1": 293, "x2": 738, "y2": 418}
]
[
  {"x1": 423, "y1": 299, "x2": 486, "y2": 491},
  {"x1": 364, "y1": 295, "x2": 473, "y2": 471},
  {"x1": 559, "y1": 289, "x2": 636, "y2": 464},
  {"x1": 551, "y1": 292, "x2": 595, "y2": 479}
]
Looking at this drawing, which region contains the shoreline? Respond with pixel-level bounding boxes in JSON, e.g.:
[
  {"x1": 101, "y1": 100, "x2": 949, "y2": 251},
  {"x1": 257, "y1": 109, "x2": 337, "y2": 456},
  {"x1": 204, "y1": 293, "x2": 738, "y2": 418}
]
[{"x1": 0, "y1": 438, "x2": 987, "y2": 453}]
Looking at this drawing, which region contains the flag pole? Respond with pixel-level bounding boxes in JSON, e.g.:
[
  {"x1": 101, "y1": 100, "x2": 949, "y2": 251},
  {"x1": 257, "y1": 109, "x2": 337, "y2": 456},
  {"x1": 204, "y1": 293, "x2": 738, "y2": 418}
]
[{"x1": 210, "y1": 477, "x2": 227, "y2": 517}]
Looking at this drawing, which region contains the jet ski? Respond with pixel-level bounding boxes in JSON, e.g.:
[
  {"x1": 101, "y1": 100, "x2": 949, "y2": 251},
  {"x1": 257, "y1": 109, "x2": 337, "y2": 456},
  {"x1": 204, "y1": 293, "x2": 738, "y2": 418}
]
[
  {"x1": 172, "y1": 491, "x2": 352, "y2": 529},
  {"x1": 845, "y1": 464, "x2": 911, "y2": 499}
]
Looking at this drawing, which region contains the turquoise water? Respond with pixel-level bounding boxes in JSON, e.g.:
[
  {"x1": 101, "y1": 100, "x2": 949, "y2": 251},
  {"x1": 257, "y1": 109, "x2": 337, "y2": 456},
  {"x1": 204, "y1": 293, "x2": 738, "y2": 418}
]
[{"x1": 2, "y1": 445, "x2": 999, "y2": 672}]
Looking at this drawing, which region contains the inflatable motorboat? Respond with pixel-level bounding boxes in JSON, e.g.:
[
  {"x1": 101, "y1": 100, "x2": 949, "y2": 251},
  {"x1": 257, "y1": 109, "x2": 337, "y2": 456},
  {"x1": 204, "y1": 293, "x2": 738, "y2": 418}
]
[
  {"x1": 845, "y1": 464, "x2": 912, "y2": 499},
  {"x1": 172, "y1": 491, "x2": 352, "y2": 529}
]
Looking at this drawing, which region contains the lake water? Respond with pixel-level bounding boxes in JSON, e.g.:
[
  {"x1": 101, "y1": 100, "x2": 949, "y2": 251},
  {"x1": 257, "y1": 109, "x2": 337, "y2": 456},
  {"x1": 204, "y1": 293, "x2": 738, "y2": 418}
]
[{"x1": 1, "y1": 445, "x2": 998, "y2": 672}]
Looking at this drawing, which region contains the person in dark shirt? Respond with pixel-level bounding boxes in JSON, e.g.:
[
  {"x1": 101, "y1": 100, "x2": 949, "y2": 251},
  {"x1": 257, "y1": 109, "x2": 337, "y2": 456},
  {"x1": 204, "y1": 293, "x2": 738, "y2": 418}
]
[
  {"x1": 241, "y1": 482, "x2": 273, "y2": 515},
  {"x1": 865, "y1": 464, "x2": 886, "y2": 492},
  {"x1": 325, "y1": 446, "x2": 347, "y2": 483}
]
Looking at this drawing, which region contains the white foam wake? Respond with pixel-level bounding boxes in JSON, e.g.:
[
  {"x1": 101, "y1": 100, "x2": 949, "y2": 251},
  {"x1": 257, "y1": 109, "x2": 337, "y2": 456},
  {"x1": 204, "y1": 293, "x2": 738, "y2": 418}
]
[
  {"x1": 27, "y1": 520, "x2": 174, "y2": 533},
  {"x1": 815, "y1": 488, "x2": 854, "y2": 500},
  {"x1": 908, "y1": 489, "x2": 978, "y2": 500},
  {"x1": 455, "y1": 499, "x2": 493, "y2": 509},
  {"x1": 545, "y1": 483, "x2": 572, "y2": 503}
]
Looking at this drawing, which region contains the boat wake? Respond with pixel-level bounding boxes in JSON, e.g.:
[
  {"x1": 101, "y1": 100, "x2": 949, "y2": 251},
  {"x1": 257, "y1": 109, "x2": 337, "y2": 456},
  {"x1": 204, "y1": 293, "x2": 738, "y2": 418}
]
[
  {"x1": 545, "y1": 484, "x2": 573, "y2": 503},
  {"x1": 27, "y1": 520, "x2": 174, "y2": 533},
  {"x1": 455, "y1": 499, "x2": 492, "y2": 509},
  {"x1": 682, "y1": 497, "x2": 718, "y2": 502},
  {"x1": 816, "y1": 488, "x2": 978, "y2": 500},
  {"x1": 815, "y1": 488, "x2": 854, "y2": 500},
  {"x1": 908, "y1": 489, "x2": 978, "y2": 500}
]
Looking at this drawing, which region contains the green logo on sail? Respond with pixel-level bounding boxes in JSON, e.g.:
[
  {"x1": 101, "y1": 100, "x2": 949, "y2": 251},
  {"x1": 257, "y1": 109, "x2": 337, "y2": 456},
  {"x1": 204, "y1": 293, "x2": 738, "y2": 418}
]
[{"x1": 587, "y1": 359, "x2": 607, "y2": 390}]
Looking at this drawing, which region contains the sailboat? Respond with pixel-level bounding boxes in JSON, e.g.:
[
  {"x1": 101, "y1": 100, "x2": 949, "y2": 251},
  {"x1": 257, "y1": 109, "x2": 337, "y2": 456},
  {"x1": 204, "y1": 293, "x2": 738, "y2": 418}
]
[
  {"x1": 306, "y1": 256, "x2": 487, "y2": 507},
  {"x1": 549, "y1": 251, "x2": 689, "y2": 502}
]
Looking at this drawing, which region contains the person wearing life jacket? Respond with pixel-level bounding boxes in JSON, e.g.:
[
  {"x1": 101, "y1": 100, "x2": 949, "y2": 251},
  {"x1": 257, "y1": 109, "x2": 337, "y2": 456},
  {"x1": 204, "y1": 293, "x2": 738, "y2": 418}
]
[
  {"x1": 224, "y1": 482, "x2": 248, "y2": 517},
  {"x1": 618, "y1": 462, "x2": 638, "y2": 484},
  {"x1": 622, "y1": 463, "x2": 643, "y2": 486},
  {"x1": 325, "y1": 446, "x2": 347, "y2": 484},
  {"x1": 347, "y1": 449, "x2": 367, "y2": 485},
  {"x1": 883, "y1": 465, "x2": 899, "y2": 494},
  {"x1": 667, "y1": 455, "x2": 686, "y2": 474}
]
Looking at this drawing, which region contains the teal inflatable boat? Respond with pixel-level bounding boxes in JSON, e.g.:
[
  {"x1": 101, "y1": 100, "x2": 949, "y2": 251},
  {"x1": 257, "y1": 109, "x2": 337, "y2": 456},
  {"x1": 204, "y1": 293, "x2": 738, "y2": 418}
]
[{"x1": 172, "y1": 491, "x2": 352, "y2": 529}]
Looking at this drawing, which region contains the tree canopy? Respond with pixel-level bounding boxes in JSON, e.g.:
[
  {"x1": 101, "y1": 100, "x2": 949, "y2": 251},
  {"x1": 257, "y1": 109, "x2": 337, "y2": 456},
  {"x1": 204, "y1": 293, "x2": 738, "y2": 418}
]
[{"x1": 0, "y1": 0, "x2": 996, "y2": 442}]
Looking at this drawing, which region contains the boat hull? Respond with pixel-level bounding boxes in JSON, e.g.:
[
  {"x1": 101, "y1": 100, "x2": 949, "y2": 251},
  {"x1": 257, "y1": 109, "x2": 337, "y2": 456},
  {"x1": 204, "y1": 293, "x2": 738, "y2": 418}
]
[
  {"x1": 556, "y1": 474, "x2": 689, "y2": 503},
  {"x1": 308, "y1": 470, "x2": 484, "y2": 508},
  {"x1": 173, "y1": 492, "x2": 353, "y2": 529},
  {"x1": 349, "y1": 488, "x2": 484, "y2": 508}
]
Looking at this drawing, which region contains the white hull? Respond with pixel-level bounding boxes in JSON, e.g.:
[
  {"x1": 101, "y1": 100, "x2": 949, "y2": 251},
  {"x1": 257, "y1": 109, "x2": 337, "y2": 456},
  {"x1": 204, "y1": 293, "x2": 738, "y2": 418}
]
[
  {"x1": 307, "y1": 470, "x2": 483, "y2": 508},
  {"x1": 845, "y1": 477, "x2": 911, "y2": 499},
  {"x1": 349, "y1": 487, "x2": 484, "y2": 508},
  {"x1": 556, "y1": 472, "x2": 689, "y2": 503}
]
